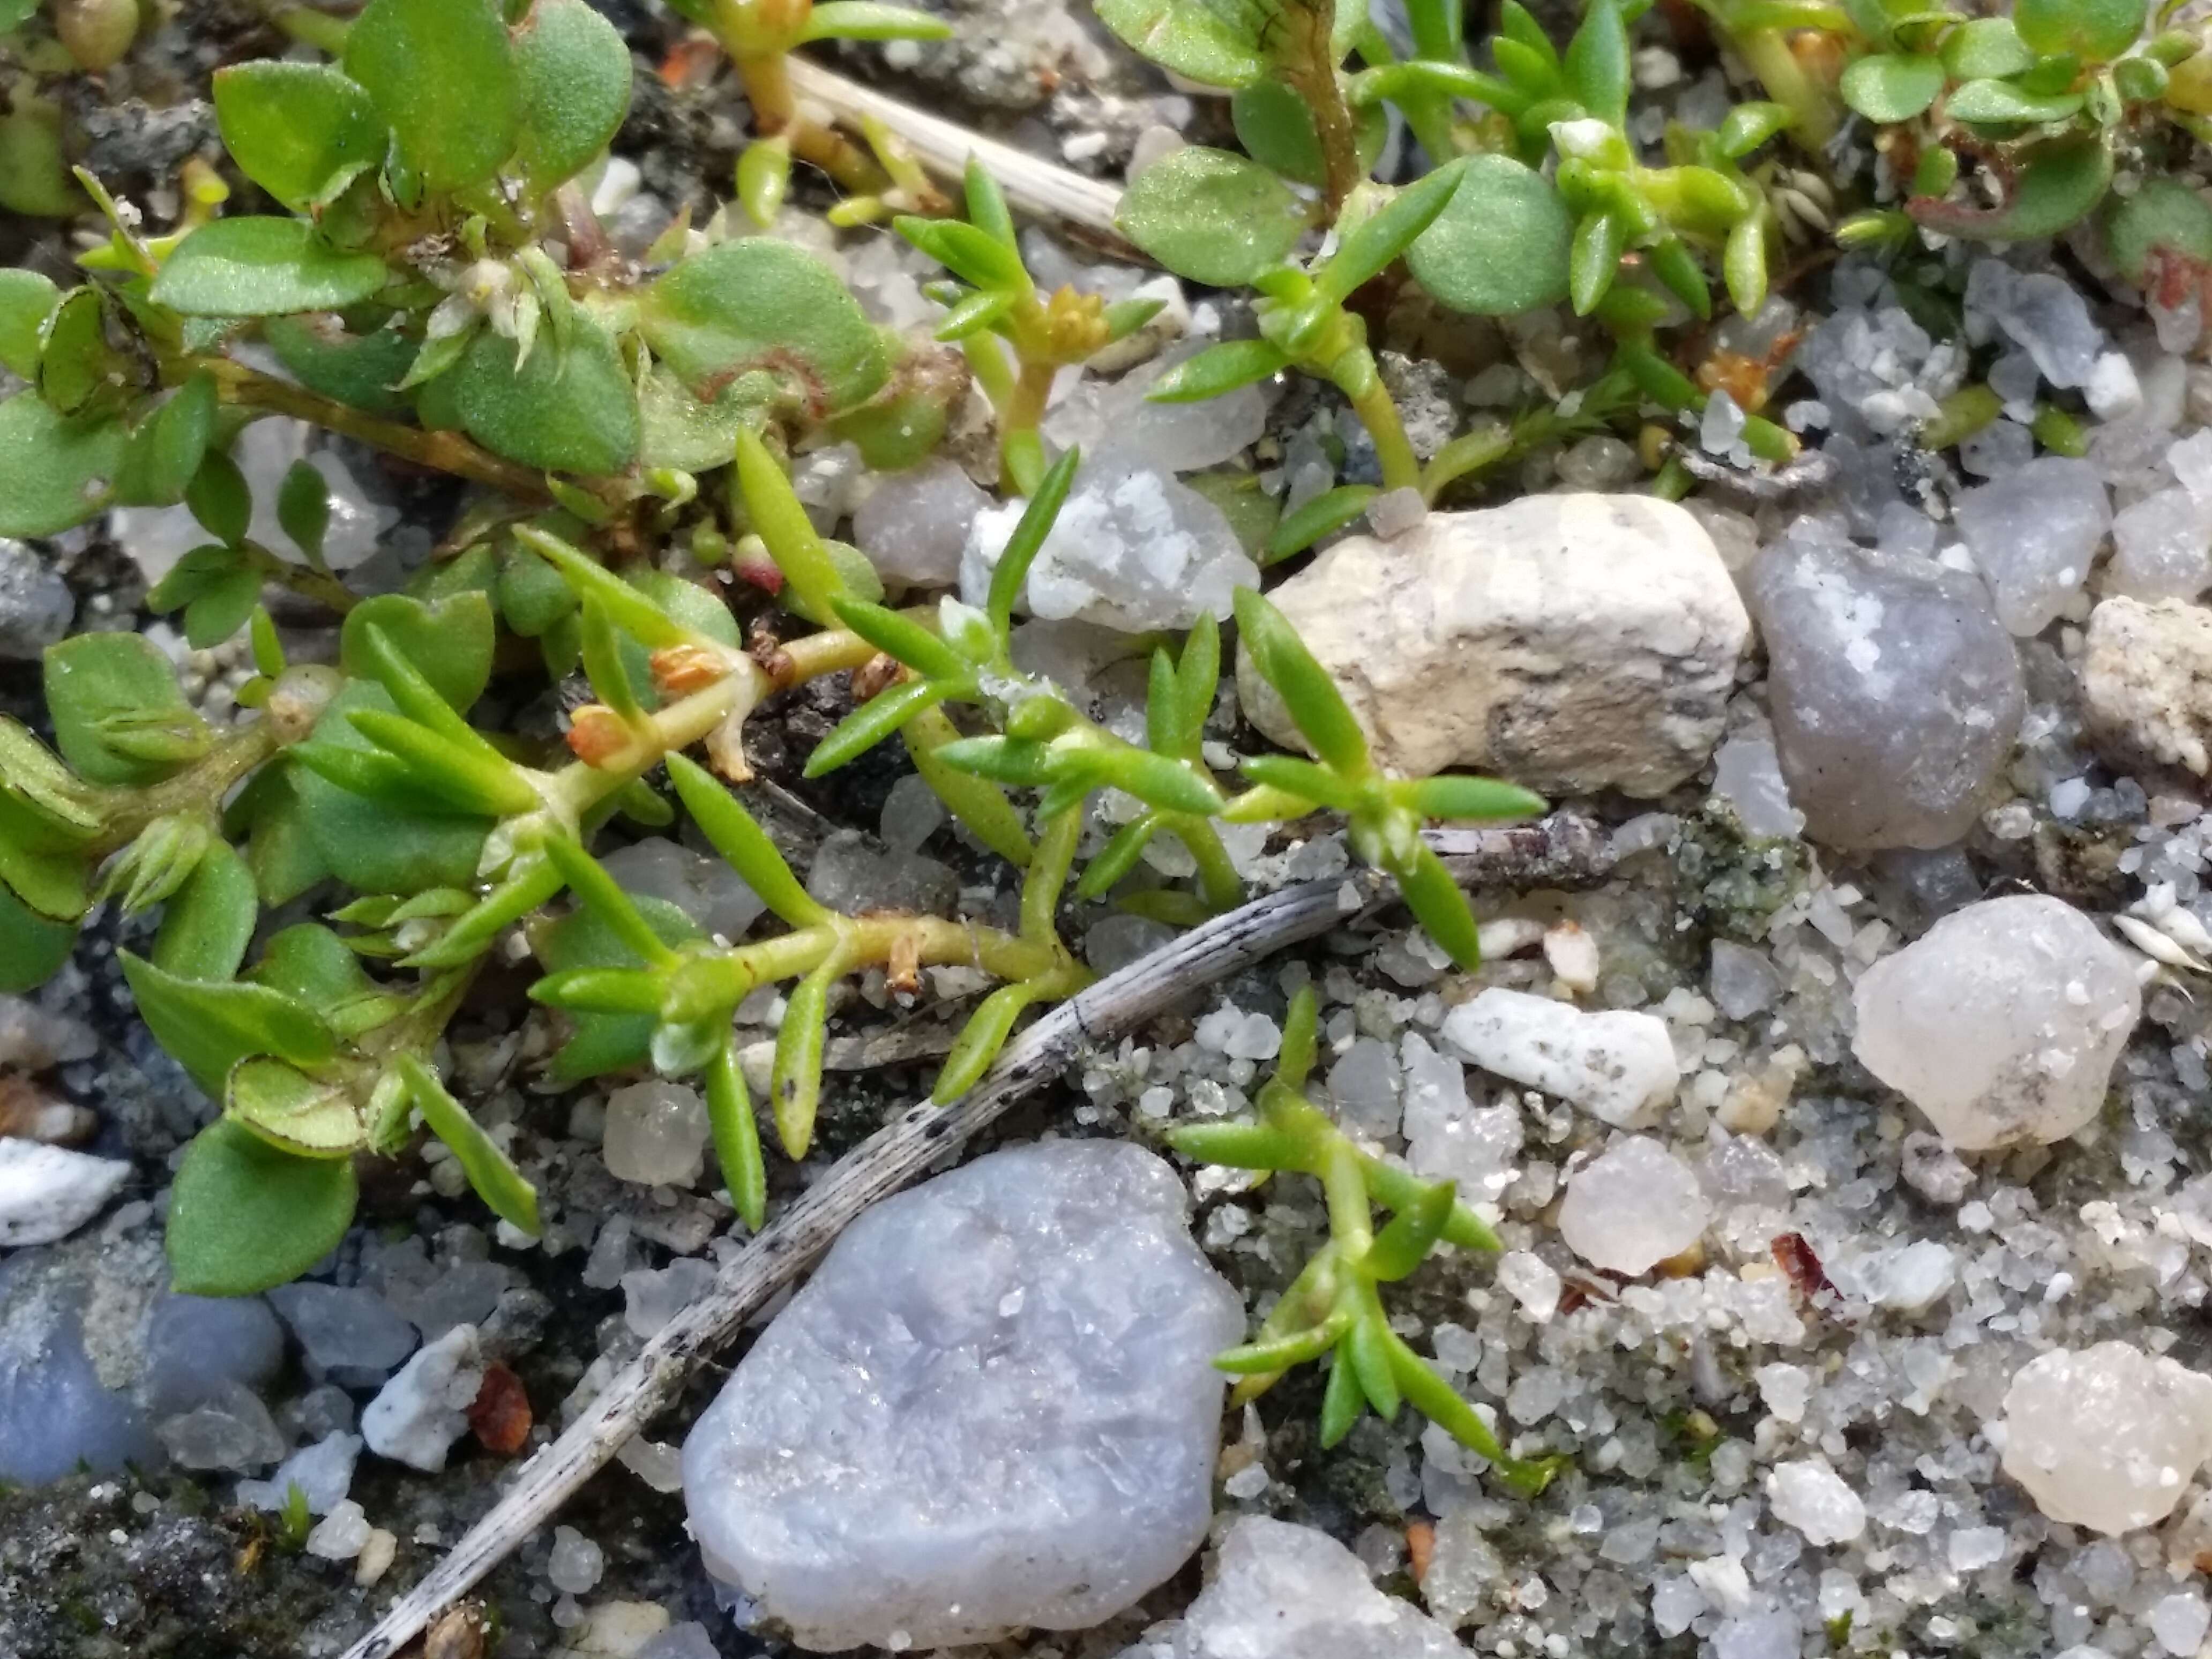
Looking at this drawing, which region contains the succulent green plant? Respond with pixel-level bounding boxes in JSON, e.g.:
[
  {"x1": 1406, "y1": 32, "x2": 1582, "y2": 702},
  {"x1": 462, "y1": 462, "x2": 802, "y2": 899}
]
[{"x1": 1169, "y1": 985, "x2": 1559, "y2": 1494}]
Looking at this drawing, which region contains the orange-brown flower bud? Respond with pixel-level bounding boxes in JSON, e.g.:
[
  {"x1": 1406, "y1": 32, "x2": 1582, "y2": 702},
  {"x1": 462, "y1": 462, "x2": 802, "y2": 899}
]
[
  {"x1": 651, "y1": 644, "x2": 731, "y2": 697},
  {"x1": 565, "y1": 705, "x2": 633, "y2": 767}
]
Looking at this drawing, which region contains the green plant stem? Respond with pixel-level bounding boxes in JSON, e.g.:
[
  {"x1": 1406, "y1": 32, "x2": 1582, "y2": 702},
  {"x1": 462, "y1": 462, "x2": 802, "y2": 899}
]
[
  {"x1": 265, "y1": 2, "x2": 350, "y2": 54},
  {"x1": 727, "y1": 48, "x2": 886, "y2": 194},
  {"x1": 1337, "y1": 361, "x2": 1422, "y2": 494},
  {"x1": 1733, "y1": 27, "x2": 1837, "y2": 151},
  {"x1": 240, "y1": 540, "x2": 357, "y2": 615},
  {"x1": 686, "y1": 911, "x2": 1075, "y2": 1011},
  {"x1": 1020, "y1": 806, "x2": 1081, "y2": 944},
  {"x1": 1281, "y1": 10, "x2": 1364, "y2": 212},
  {"x1": 189, "y1": 356, "x2": 563, "y2": 503},
  {"x1": 1177, "y1": 815, "x2": 1244, "y2": 912},
  {"x1": 1000, "y1": 360, "x2": 1056, "y2": 496},
  {"x1": 98, "y1": 720, "x2": 283, "y2": 856}
]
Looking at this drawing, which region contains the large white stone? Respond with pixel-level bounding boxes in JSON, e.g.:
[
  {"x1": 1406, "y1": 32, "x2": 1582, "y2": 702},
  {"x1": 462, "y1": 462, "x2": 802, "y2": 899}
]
[
  {"x1": 2081, "y1": 596, "x2": 2212, "y2": 779},
  {"x1": 0, "y1": 1140, "x2": 130, "y2": 1247},
  {"x1": 1236, "y1": 495, "x2": 1748, "y2": 795},
  {"x1": 1558, "y1": 1136, "x2": 1710, "y2": 1275},
  {"x1": 681, "y1": 1140, "x2": 1243, "y2": 1651},
  {"x1": 2002, "y1": 1342, "x2": 2212, "y2": 1535},
  {"x1": 1439, "y1": 989, "x2": 1678, "y2": 1129},
  {"x1": 1118, "y1": 1517, "x2": 1467, "y2": 1659},
  {"x1": 1852, "y1": 894, "x2": 2140, "y2": 1151}
]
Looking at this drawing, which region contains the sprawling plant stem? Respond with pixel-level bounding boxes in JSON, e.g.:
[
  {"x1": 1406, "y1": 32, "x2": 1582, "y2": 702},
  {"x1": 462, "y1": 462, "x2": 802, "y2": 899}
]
[
  {"x1": 727, "y1": 47, "x2": 887, "y2": 195},
  {"x1": 189, "y1": 356, "x2": 559, "y2": 502}
]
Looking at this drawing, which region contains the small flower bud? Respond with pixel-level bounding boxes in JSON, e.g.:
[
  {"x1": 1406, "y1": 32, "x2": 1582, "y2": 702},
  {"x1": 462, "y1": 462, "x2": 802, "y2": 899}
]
[{"x1": 565, "y1": 705, "x2": 634, "y2": 767}]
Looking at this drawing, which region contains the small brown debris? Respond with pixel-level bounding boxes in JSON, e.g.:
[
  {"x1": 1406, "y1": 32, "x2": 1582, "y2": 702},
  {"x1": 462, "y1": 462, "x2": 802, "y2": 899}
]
[
  {"x1": 0, "y1": 1076, "x2": 95, "y2": 1144},
  {"x1": 467, "y1": 1362, "x2": 532, "y2": 1456},
  {"x1": 422, "y1": 1603, "x2": 487, "y2": 1659},
  {"x1": 850, "y1": 652, "x2": 903, "y2": 703},
  {"x1": 1406, "y1": 1519, "x2": 1435, "y2": 1584},
  {"x1": 1772, "y1": 1231, "x2": 1836, "y2": 1302}
]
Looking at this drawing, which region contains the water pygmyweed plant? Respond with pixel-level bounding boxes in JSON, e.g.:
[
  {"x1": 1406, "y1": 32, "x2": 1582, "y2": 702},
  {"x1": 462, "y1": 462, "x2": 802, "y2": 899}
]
[
  {"x1": 900, "y1": 161, "x2": 1166, "y2": 494},
  {"x1": 1169, "y1": 985, "x2": 1560, "y2": 1496},
  {"x1": 0, "y1": 0, "x2": 1580, "y2": 1314}
]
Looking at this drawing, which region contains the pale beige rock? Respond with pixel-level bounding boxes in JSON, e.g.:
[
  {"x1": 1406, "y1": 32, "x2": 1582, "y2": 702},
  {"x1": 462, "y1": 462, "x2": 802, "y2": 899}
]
[
  {"x1": 1236, "y1": 495, "x2": 1749, "y2": 796},
  {"x1": 2002, "y1": 1342, "x2": 2212, "y2": 1536},
  {"x1": 2081, "y1": 596, "x2": 2212, "y2": 778}
]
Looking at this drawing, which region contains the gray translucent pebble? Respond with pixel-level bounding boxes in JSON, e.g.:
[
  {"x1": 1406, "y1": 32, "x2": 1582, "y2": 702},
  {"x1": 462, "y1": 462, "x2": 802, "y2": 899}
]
[
  {"x1": 600, "y1": 838, "x2": 766, "y2": 945},
  {"x1": 267, "y1": 1282, "x2": 419, "y2": 1388},
  {"x1": 1748, "y1": 527, "x2": 2024, "y2": 850},
  {"x1": 156, "y1": 1380, "x2": 286, "y2": 1472},
  {"x1": 805, "y1": 828, "x2": 958, "y2": 917},
  {"x1": 0, "y1": 1288, "x2": 159, "y2": 1484},
  {"x1": 237, "y1": 1431, "x2": 364, "y2": 1514},
  {"x1": 1952, "y1": 456, "x2": 2109, "y2": 636},
  {"x1": 143, "y1": 1293, "x2": 286, "y2": 1414},
  {"x1": 853, "y1": 455, "x2": 990, "y2": 588},
  {"x1": 682, "y1": 1140, "x2": 1244, "y2": 1651},
  {"x1": 0, "y1": 1239, "x2": 287, "y2": 1486}
]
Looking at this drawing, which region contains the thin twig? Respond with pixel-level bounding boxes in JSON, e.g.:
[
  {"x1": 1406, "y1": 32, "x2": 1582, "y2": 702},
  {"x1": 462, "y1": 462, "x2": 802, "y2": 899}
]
[
  {"x1": 783, "y1": 57, "x2": 1129, "y2": 243},
  {"x1": 339, "y1": 814, "x2": 1613, "y2": 1659}
]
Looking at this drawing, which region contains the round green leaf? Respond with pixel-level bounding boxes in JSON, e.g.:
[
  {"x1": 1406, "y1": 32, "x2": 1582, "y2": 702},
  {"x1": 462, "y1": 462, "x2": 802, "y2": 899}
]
[
  {"x1": 344, "y1": 0, "x2": 521, "y2": 194},
  {"x1": 1407, "y1": 154, "x2": 1573, "y2": 316},
  {"x1": 340, "y1": 590, "x2": 497, "y2": 713},
  {"x1": 2016, "y1": 0, "x2": 2144, "y2": 63},
  {"x1": 449, "y1": 316, "x2": 640, "y2": 475},
  {"x1": 513, "y1": 0, "x2": 634, "y2": 189},
  {"x1": 1942, "y1": 17, "x2": 2035, "y2": 79},
  {"x1": 1945, "y1": 77, "x2": 2084, "y2": 123},
  {"x1": 113, "y1": 372, "x2": 219, "y2": 509},
  {"x1": 1115, "y1": 147, "x2": 1309, "y2": 287},
  {"x1": 292, "y1": 683, "x2": 492, "y2": 895},
  {"x1": 1839, "y1": 51, "x2": 1946, "y2": 121},
  {"x1": 212, "y1": 61, "x2": 384, "y2": 211},
  {"x1": 264, "y1": 315, "x2": 417, "y2": 416},
  {"x1": 1093, "y1": 0, "x2": 1267, "y2": 87},
  {"x1": 2105, "y1": 177, "x2": 2212, "y2": 283},
  {"x1": 149, "y1": 218, "x2": 391, "y2": 317},
  {"x1": 166, "y1": 1118, "x2": 358, "y2": 1297},
  {"x1": 639, "y1": 237, "x2": 888, "y2": 414},
  {"x1": 0, "y1": 268, "x2": 59, "y2": 380},
  {"x1": 119, "y1": 950, "x2": 337, "y2": 1098},
  {"x1": 0, "y1": 393, "x2": 125, "y2": 537},
  {"x1": 0, "y1": 876, "x2": 77, "y2": 993},
  {"x1": 153, "y1": 838, "x2": 259, "y2": 983},
  {"x1": 44, "y1": 631, "x2": 210, "y2": 787},
  {"x1": 1231, "y1": 80, "x2": 1386, "y2": 189}
]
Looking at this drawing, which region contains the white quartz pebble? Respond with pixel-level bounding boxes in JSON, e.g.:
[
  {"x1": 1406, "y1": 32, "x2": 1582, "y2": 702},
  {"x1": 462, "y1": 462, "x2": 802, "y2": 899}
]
[
  {"x1": 2001, "y1": 1342, "x2": 2212, "y2": 1535},
  {"x1": 1440, "y1": 989, "x2": 1677, "y2": 1129},
  {"x1": 1853, "y1": 895, "x2": 2140, "y2": 1151},
  {"x1": 1558, "y1": 1136, "x2": 1710, "y2": 1275}
]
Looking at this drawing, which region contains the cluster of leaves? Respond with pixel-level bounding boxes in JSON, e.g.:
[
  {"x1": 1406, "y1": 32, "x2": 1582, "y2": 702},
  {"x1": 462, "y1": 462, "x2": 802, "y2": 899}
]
[
  {"x1": 0, "y1": 0, "x2": 970, "y2": 549},
  {"x1": 1104, "y1": 1, "x2": 1797, "y2": 322},
  {"x1": 1817, "y1": 0, "x2": 2212, "y2": 251},
  {"x1": 1168, "y1": 987, "x2": 1559, "y2": 1486}
]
